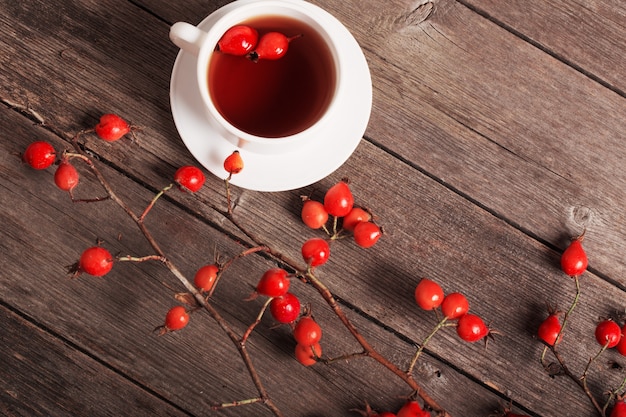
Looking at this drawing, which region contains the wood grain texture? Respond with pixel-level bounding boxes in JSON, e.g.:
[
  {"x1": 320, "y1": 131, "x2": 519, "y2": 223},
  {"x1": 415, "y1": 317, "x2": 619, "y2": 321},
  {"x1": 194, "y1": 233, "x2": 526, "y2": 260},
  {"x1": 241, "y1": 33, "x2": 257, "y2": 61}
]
[
  {"x1": 0, "y1": 305, "x2": 190, "y2": 417},
  {"x1": 1, "y1": 0, "x2": 625, "y2": 416},
  {"x1": 0, "y1": 106, "x2": 505, "y2": 416},
  {"x1": 353, "y1": 0, "x2": 626, "y2": 283},
  {"x1": 461, "y1": 0, "x2": 626, "y2": 93}
]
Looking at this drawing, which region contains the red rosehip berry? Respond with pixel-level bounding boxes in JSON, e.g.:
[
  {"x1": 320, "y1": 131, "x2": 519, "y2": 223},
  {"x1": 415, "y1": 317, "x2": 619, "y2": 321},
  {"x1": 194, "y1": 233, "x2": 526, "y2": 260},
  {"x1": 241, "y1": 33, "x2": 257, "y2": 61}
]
[
  {"x1": 342, "y1": 207, "x2": 371, "y2": 231},
  {"x1": 611, "y1": 397, "x2": 626, "y2": 417},
  {"x1": 301, "y1": 238, "x2": 330, "y2": 267},
  {"x1": 560, "y1": 237, "x2": 588, "y2": 277},
  {"x1": 223, "y1": 150, "x2": 244, "y2": 175},
  {"x1": 456, "y1": 313, "x2": 490, "y2": 343},
  {"x1": 22, "y1": 141, "x2": 56, "y2": 169},
  {"x1": 323, "y1": 180, "x2": 354, "y2": 217},
  {"x1": 54, "y1": 160, "x2": 79, "y2": 192},
  {"x1": 617, "y1": 325, "x2": 626, "y2": 356},
  {"x1": 294, "y1": 342, "x2": 321, "y2": 367},
  {"x1": 441, "y1": 292, "x2": 470, "y2": 320},
  {"x1": 256, "y1": 268, "x2": 290, "y2": 298},
  {"x1": 397, "y1": 400, "x2": 430, "y2": 417},
  {"x1": 353, "y1": 221, "x2": 382, "y2": 248},
  {"x1": 537, "y1": 314, "x2": 562, "y2": 346},
  {"x1": 270, "y1": 292, "x2": 301, "y2": 324},
  {"x1": 247, "y1": 32, "x2": 301, "y2": 62},
  {"x1": 194, "y1": 264, "x2": 219, "y2": 292},
  {"x1": 217, "y1": 25, "x2": 258, "y2": 56},
  {"x1": 174, "y1": 165, "x2": 205, "y2": 192},
  {"x1": 414, "y1": 278, "x2": 444, "y2": 311},
  {"x1": 293, "y1": 316, "x2": 322, "y2": 346},
  {"x1": 95, "y1": 114, "x2": 130, "y2": 142},
  {"x1": 595, "y1": 319, "x2": 622, "y2": 348},
  {"x1": 79, "y1": 246, "x2": 114, "y2": 277},
  {"x1": 164, "y1": 306, "x2": 189, "y2": 331},
  {"x1": 301, "y1": 199, "x2": 329, "y2": 230}
]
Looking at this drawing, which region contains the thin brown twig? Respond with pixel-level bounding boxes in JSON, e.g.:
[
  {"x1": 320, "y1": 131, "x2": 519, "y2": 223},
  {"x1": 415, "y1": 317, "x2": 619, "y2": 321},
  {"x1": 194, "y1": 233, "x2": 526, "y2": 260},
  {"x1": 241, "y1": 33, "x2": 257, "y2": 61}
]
[
  {"x1": 320, "y1": 350, "x2": 368, "y2": 364},
  {"x1": 581, "y1": 344, "x2": 610, "y2": 417},
  {"x1": 69, "y1": 132, "x2": 285, "y2": 417},
  {"x1": 217, "y1": 176, "x2": 452, "y2": 416},
  {"x1": 67, "y1": 128, "x2": 451, "y2": 417},
  {"x1": 407, "y1": 317, "x2": 450, "y2": 375},
  {"x1": 225, "y1": 176, "x2": 234, "y2": 216},
  {"x1": 208, "y1": 245, "x2": 271, "y2": 298},
  {"x1": 242, "y1": 298, "x2": 273, "y2": 343},
  {"x1": 139, "y1": 183, "x2": 174, "y2": 222},
  {"x1": 303, "y1": 269, "x2": 451, "y2": 417},
  {"x1": 604, "y1": 378, "x2": 626, "y2": 415},
  {"x1": 117, "y1": 254, "x2": 166, "y2": 263},
  {"x1": 211, "y1": 396, "x2": 264, "y2": 410},
  {"x1": 540, "y1": 274, "x2": 606, "y2": 417}
]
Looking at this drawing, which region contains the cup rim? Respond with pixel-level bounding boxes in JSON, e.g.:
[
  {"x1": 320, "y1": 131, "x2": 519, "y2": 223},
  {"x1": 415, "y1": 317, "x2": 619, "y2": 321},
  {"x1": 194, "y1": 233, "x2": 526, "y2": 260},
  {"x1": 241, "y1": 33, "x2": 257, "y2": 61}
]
[{"x1": 195, "y1": 0, "x2": 343, "y2": 148}]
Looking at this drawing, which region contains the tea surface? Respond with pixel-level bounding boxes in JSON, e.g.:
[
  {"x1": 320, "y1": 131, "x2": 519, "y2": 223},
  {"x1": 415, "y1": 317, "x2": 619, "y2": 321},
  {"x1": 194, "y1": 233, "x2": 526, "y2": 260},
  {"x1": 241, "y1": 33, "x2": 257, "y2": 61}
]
[{"x1": 209, "y1": 15, "x2": 336, "y2": 138}]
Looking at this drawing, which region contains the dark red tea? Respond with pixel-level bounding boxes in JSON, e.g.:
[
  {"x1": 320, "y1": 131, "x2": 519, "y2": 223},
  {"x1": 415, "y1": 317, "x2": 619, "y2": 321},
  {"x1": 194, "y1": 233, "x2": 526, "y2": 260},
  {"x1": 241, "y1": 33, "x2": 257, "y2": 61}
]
[{"x1": 208, "y1": 15, "x2": 336, "y2": 138}]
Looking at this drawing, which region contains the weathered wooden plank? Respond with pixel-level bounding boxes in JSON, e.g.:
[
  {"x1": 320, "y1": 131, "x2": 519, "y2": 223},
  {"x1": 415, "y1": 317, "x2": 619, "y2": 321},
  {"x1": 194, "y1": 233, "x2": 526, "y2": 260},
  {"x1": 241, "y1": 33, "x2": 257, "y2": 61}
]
[
  {"x1": 1, "y1": 85, "x2": 616, "y2": 417},
  {"x1": 134, "y1": 0, "x2": 229, "y2": 24},
  {"x1": 2, "y1": 0, "x2": 625, "y2": 416},
  {"x1": 0, "y1": 305, "x2": 191, "y2": 417},
  {"x1": 0, "y1": 106, "x2": 509, "y2": 416},
  {"x1": 144, "y1": 1, "x2": 626, "y2": 414},
  {"x1": 0, "y1": 0, "x2": 197, "y2": 186},
  {"x1": 350, "y1": 0, "x2": 626, "y2": 283},
  {"x1": 230, "y1": 133, "x2": 626, "y2": 417},
  {"x1": 61, "y1": 0, "x2": 626, "y2": 285},
  {"x1": 460, "y1": 0, "x2": 626, "y2": 93}
]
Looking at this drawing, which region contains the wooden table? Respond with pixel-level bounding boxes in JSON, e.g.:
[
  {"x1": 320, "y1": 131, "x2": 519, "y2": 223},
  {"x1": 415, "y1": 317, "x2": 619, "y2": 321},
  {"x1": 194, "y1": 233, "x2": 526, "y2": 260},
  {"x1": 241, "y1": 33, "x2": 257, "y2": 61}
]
[{"x1": 2, "y1": 1, "x2": 625, "y2": 416}]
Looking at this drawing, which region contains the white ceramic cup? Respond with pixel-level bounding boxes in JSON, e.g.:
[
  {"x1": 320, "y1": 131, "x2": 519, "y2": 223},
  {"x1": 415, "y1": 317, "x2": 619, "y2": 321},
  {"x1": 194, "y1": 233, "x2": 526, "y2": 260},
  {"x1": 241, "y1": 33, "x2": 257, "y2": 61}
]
[{"x1": 169, "y1": 0, "x2": 350, "y2": 155}]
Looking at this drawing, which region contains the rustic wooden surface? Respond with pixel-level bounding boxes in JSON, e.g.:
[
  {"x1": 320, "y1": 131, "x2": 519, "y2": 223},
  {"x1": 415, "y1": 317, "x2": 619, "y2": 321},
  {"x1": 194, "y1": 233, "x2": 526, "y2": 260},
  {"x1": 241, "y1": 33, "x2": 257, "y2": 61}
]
[{"x1": 1, "y1": 0, "x2": 625, "y2": 416}]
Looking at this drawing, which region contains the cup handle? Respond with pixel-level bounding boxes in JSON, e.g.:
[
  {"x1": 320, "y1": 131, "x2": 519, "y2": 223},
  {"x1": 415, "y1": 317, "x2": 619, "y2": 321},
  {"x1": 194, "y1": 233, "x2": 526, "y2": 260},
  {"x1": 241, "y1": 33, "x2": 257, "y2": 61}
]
[{"x1": 169, "y1": 22, "x2": 208, "y2": 56}]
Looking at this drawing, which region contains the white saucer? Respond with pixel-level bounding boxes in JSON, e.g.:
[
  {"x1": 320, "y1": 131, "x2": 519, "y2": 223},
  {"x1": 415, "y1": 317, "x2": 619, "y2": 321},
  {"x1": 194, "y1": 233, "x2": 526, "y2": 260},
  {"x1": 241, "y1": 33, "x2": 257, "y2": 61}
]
[{"x1": 169, "y1": 11, "x2": 372, "y2": 192}]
